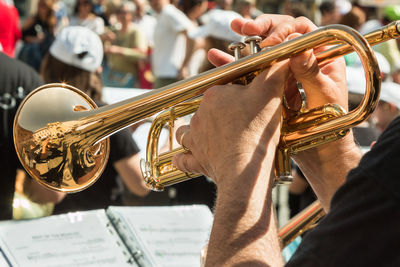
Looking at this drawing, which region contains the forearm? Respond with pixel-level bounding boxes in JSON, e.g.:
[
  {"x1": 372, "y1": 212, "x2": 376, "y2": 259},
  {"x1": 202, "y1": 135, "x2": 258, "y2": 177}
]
[
  {"x1": 180, "y1": 34, "x2": 195, "y2": 73},
  {"x1": 120, "y1": 47, "x2": 147, "y2": 61},
  {"x1": 206, "y1": 153, "x2": 283, "y2": 266},
  {"x1": 293, "y1": 132, "x2": 362, "y2": 211},
  {"x1": 114, "y1": 154, "x2": 150, "y2": 197}
]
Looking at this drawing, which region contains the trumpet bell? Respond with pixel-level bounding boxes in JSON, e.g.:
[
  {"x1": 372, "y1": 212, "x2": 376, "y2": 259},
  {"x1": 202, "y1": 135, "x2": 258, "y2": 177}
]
[{"x1": 13, "y1": 84, "x2": 109, "y2": 193}]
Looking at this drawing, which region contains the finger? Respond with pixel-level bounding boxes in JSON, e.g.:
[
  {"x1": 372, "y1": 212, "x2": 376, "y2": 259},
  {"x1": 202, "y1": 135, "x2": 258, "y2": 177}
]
[
  {"x1": 175, "y1": 125, "x2": 191, "y2": 148},
  {"x1": 230, "y1": 15, "x2": 293, "y2": 37},
  {"x1": 250, "y1": 60, "x2": 290, "y2": 99},
  {"x1": 260, "y1": 16, "x2": 317, "y2": 47},
  {"x1": 287, "y1": 35, "x2": 347, "y2": 110},
  {"x1": 287, "y1": 31, "x2": 319, "y2": 78},
  {"x1": 208, "y1": 48, "x2": 235, "y2": 67},
  {"x1": 284, "y1": 75, "x2": 302, "y2": 111},
  {"x1": 172, "y1": 153, "x2": 208, "y2": 176}
]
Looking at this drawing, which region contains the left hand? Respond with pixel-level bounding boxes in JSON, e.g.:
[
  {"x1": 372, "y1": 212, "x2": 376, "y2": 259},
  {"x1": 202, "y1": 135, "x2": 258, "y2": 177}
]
[{"x1": 172, "y1": 62, "x2": 289, "y2": 185}]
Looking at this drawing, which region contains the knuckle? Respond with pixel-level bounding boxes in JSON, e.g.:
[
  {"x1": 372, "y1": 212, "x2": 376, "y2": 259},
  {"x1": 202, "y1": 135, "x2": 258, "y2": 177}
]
[
  {"x1": 181, "y1": 156, "x2": 192, "y2": 172},
  {"x1": 190, "y1": 112, "x2": 200, "y2": 129},
  {"x1": 295, "y1": 16, "x2": 311, "y2": 25},
  {"x1": 175, "y1": 125, "x2": 189, "y2": 141}
]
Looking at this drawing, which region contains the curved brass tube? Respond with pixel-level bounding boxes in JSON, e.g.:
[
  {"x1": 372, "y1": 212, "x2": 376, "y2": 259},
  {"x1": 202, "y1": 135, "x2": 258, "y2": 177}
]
[
  {"x1": 279, "y1": 200, "x2": 324, "y2": 248},
  {"x1": 142, "y1": 23, "x2": 398, "y2": 191},
  {"x1": 13, "y1": 22, "x2": 400, "y2": 192}
]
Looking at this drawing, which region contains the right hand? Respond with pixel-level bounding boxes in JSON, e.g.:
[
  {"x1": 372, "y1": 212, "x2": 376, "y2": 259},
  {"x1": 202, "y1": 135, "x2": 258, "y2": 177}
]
[
  {"x1": 208, "y1": 14, "x2": 361, "y2": 208},
  {"x1": 172, "y1": 61, "x2": 289, "y2": 185}
]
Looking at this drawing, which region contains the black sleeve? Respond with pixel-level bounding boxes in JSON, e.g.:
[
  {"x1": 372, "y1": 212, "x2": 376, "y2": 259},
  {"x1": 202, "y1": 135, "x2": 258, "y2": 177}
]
[
  {"x1": 286, "y1": 116, "x2": 400, "y2": 267},
  {"x1": 107, "y1": 127, "x2": 140, "y2": 164}
]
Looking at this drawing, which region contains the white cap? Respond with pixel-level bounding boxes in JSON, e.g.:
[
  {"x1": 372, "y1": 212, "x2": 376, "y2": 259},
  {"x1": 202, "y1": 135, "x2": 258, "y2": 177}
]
[
  {"x1": 189, "y1": 10, "x2": 244, "y2": 43},
  {"x1": 347, "y1": 66, "x2": 365, "y2": 95},
  {"x1": 336, "y1": 0, "x2": 352, "y2": 15},
  {"x1": 380, "y1": 82, "x2": 400, "y2": 110},
  {"x1": 347, "y1": 66, "x2": 400, "y2": 109},
  {"x1": 49, "y1": 26, "x2": 103, "y2": 72}
]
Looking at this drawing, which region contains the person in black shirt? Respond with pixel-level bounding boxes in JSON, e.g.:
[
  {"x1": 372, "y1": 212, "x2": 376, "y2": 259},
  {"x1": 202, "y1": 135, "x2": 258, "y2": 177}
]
[
  {"x1": 38, "y1": 26, "x2": 149, "y2": 214},
  {"x1": 171, "y1": 14, "x2": 400, "y2": 266},
  {"x1": 0, "y1": 51, "x2": 65, "y2": 220},
  {"x1": 18, "y1": 0, "x2": 56, "y2": 71}
]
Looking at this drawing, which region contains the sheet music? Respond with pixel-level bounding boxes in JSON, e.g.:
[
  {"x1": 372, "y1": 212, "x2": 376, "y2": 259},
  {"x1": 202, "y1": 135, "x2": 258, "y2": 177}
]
[
  {"x1": 0, "y1": 210, "x2": 135, "y2": 267},
  {"x1": 108, "y1": 205, "x2": 213, "y2": 267}
]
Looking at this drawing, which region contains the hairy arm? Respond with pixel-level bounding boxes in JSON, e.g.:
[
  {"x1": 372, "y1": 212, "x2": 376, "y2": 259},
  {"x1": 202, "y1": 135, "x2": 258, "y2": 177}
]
[{"x1": 210, "y1": 15, "x2": 362, "y2": 211}]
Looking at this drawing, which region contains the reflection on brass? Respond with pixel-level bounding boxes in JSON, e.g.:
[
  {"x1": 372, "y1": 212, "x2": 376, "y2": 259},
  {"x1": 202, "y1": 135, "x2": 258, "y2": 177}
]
[
  {"x1": 14, "y1": 84, "x2": 109, "y2": 192},
  {"x1": 279, "y1": 200, "x2": 325, "y2": 248},
  {"x1": 13, "y1": 22, "x2": 400, "y2": 193}
]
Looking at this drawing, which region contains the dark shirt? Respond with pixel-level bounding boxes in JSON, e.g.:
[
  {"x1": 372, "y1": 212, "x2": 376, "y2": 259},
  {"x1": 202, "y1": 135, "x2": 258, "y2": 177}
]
[
  {"x1": 54, "y1": 126, "x2": 140, "y2": 213},
  {"x1": 287, "y1": 116, "x2": 400, "y2": 266},
  {"x1": 352, "y1": 125, "x2": 380, "y2": 148},
  {"x1": 22, "y1": 16, "x2": 53, "y2": 41},
  {"x1": 0, "y1": 52, "x2": 43, "y2": 220}
]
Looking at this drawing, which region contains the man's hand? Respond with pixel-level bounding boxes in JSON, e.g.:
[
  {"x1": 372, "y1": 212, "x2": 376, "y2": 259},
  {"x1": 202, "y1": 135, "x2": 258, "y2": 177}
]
[
  {"x1": 211, "y1": 15, "x2": 348, "y2": 111},
  {"x1": 173, "y1": 62, "x2": 289, "y2": 186},
  {"x1": 207, "y1": 14, "x2": 361, "y2": 210}
]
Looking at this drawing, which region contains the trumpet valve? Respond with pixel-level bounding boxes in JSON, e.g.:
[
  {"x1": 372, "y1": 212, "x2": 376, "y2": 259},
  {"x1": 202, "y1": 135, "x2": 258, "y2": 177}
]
[
  {"x1": 244, "y1": 35, "x2": 262, "y2": 54},
  {"x1": 228, "y1": 41, "x2": 246, "y2": 60}
]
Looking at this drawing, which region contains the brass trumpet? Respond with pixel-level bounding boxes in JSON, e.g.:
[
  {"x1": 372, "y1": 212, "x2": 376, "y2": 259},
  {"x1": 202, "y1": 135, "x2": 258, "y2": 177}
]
[{"x1": 13, "y1": 22, "x2": 400, "y2": 193}]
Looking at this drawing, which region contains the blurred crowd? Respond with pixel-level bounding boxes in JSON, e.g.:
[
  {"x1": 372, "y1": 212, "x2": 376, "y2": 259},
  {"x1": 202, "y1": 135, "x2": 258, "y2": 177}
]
[{"x1": 1, "y1": 0, "x2": 400, "y2": 222}]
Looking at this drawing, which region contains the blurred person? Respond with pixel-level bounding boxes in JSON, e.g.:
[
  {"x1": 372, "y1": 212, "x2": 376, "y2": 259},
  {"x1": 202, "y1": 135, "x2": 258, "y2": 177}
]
[
  {"x1": 93, "y1": 0, "x2": 111, "y2": 26},
  {"x1": 283, "y1": 0, "x2": 309, "y2": 19},
  {"x1": 339, "y1": 6, "x2": 366, "y2": 31},
  {"x1": 360, "y1": 5, "x2": 400, "y2": 77},
  {"x1": 39, "y1": 26, "x2": 149, "y2": 213},
  {"x1": 53, "y1": 0, "x2": 69, "y2": 32},
  {"x1": 0, "y1": 51, "x2": 65, "y2": 220},
  {"x1": 149, "y1": 0, "x2": 196, "y2": 88},
  {"x1": 70, "y1": 0, "x2": 105, "y2": 35},
  {"x1": 133, "y1": 0, "x2": 157, "y2": 88},
  {"x1": 188, "y1": 9, "x2": 245, "y2": 73},
  {"x1": 179, "y1": 0, "x2": 208, "y2": 23},
  {"x1": 371, "y1": 82, "x2": 400, "y2": 133},
  {"x1": 178, "y1": 0, "x2": 209, "y2": 76},
  {"x1": 233, "y1": 0, "x2": 262, "y2": 20},
  {"x1": 18, "y1": 0, "x2": 56, "y2": 71},
  {"x1": 0, "y1": 0, "x2": 21, "y2": 58},
  {"x1": 102, "y1": 1, "x2": 148, "y2": 88},
  {"x1": 133, "y1": 0, "x2": 157, "y2": 48},
  {"x1": 319, "y1": 0, "x2": 351, "y2": 26},
  {"x1": 319, "y1": 1, "x2": 340, "y2": 26},
  {"x1": 215, "y1": 0, "x2": 232, "y2": 10}
]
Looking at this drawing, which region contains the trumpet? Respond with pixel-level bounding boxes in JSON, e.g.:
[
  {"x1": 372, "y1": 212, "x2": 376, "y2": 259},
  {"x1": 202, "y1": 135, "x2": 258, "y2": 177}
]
[{"x1": 13, "y1": 22, "x2": 400, "y2": 193}]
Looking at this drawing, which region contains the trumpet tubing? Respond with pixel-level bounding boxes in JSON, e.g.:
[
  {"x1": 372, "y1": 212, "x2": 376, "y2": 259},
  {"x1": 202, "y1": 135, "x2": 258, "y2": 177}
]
[{"x1": 13, "y1": 22, "x2": 400, "y2": 192}]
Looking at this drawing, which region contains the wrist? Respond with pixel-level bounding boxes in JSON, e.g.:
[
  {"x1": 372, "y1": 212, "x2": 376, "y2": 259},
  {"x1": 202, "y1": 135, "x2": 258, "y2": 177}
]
[
  {"x1": 294, "y1": 131, "x2": 360, "y2": 165},
  {"x1": 212, "y1": 136, "x2": 279, "y2": 188},
  {"x1": 293, "y1": 131, "x2": 362, "y2": 210}
]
